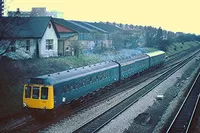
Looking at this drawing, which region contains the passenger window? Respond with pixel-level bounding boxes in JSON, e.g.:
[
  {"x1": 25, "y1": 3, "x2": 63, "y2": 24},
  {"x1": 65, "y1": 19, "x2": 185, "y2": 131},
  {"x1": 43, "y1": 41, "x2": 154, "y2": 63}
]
[
  {"x1": 25, "y1": 86, "x2": 31, "y2": 98},
  {"x1": 41, "y1": 87, "x2": 48, "y2": 100},
  {"x1": 32, "y1": 87, "x2": 40, "y2": 99}
]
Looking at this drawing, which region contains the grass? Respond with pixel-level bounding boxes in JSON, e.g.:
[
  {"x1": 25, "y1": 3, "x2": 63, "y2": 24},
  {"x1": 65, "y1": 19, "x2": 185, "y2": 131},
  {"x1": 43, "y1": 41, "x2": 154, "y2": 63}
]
[{"x1": 166, "y1": 41, "x2": 200, "y2": 56}]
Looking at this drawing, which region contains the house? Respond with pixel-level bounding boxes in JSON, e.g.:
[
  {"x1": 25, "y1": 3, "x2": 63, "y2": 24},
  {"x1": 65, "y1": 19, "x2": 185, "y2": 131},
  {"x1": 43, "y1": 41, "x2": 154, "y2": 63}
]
[
  {"x1": 0, "y1": 17, "x2": 59, "y2": 58},
  {"x1": 53, "y1": 18, "x2": 111, "y2": 56},
  {"x1": 0, "y1": 17, "x2": 123, "y2": 59},
  {"x1": 89, "y1": 21, "x2": 122, "y2": 47}
]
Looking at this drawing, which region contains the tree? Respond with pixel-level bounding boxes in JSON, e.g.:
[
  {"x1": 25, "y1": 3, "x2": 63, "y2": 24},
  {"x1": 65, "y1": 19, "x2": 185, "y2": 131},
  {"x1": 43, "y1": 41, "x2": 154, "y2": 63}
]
[
  {"x1": 110, "y1": 32, "x2": 124, "y2": 50},
  {"x1": 156, "y1": 27, "x2": 165, "y2": 50},
  {"x1": 0, "y1": 17, "x2": 18, "y2": 56},
  {"x1": 0, "y1": 17, "x2": 35, "y2": 57},
  {"x1": 68, "y1": 40, "x2": 83, "y2": 57},
  {"x1": 94, "y1": 32, "x2": 106, "y2": 46},
  {"x1": 93, "y1": 32, "x2": 108, "y2": 53},
  {"x1": 124, "y1": 34, "x2": 139, "y2": 48},
  {"x1": 0, "y1": 9, "x2": 40, "y2": 58},
  {"x1": 110, "y1": 30, "x2": 140, "y2": 50},
  {"x1": 144, "y1": 26, "x2": 157, "y2": 47},
  {"x1": 166, "y1": 31, "x2": 176, "y2": 45}
]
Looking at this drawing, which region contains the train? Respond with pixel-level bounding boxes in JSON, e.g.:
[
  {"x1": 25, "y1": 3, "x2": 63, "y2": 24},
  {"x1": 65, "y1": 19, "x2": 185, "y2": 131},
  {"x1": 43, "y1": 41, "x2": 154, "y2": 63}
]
[{"x1": 23, "y1": 50, "x2": 165, "y2": 110}]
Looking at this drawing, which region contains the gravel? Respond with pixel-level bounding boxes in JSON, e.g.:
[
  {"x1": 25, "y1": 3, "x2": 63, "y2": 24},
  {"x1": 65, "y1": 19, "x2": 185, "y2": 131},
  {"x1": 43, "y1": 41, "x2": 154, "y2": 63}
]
[{"x1": 40, "y1": 53, "x2": 200, "y2": 133}]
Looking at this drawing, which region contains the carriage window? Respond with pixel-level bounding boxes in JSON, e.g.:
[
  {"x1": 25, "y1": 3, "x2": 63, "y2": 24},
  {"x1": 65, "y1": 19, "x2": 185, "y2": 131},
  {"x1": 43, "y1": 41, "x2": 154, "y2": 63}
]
[
  {"x1": 90, "y1": 77, "x2": 93, "y2": 83},
  {"x1": 32, "y1": 87, "x2": 40, "y2": 99},
  {"x1": 41, "y1": 87, "x2": 48, "y2": 100},
  {"x1": 25, "y1": 86, "x2": 31, "y2": 98}
]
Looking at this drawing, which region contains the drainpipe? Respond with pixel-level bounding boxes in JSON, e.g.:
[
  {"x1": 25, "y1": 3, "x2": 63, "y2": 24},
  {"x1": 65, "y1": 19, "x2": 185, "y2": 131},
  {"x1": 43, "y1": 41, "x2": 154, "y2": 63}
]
[{"x1": 36, "y1": 39, "x2": 39, "y2": 58}]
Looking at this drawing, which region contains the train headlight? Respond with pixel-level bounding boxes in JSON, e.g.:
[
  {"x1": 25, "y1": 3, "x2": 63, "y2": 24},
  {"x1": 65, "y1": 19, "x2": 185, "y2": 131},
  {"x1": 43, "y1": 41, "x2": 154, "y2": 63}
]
[
  {"x1": 62, "y1": 97, "x2": 66, "y2": 102},
  {"x1": 23, "y1": 103, "x2": 27, "y2": 107}
]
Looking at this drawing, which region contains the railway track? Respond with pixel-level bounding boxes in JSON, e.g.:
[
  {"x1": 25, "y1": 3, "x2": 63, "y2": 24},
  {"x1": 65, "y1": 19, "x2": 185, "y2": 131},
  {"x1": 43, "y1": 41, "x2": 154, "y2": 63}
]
[
  {"x1": 166, "y1": 72, "x2": 200, "y2": 133},
  {"x1": 1, "y1": 49, "x2": 199, "y2": 133},
  {"x1": 73, "y1": 49, "x2": 199, "y2": 133}
]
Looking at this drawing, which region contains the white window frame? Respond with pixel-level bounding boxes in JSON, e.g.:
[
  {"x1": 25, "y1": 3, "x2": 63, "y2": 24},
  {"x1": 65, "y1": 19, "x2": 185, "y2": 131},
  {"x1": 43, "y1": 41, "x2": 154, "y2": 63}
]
[{"x1": 46, "y1": 39, "x2": 54, "y2": 50}]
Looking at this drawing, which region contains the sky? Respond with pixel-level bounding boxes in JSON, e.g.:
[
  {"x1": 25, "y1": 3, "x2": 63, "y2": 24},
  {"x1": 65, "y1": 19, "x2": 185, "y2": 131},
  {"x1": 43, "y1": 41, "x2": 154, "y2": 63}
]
[{"x1": 5, "y1": 0, "x2": 200, "y2": 35}]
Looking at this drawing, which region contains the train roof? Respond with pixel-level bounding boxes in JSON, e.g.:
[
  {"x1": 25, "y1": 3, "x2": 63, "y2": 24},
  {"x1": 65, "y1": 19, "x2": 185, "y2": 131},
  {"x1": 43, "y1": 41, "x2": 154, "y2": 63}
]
[
  {"x1": 28, "y1": 61, "x2": 118, "y2": 85},
  {"x1": 145, "y1": 50, "x2": 165, "y2": 57},
  {"x1": 117, "y1": 54, "x2": 149, "y2": 66}
]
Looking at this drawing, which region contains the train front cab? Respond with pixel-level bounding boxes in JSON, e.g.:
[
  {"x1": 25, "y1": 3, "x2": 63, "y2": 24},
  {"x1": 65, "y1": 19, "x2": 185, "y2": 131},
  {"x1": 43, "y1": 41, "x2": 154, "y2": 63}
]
[{"x1": 23, "y1": 84, "x2": 54, "y2": 110}]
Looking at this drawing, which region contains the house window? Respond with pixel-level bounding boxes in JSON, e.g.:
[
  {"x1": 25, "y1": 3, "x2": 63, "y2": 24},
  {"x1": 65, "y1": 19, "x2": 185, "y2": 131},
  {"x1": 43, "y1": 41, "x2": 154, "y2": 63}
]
[
  {"x1": 46, "y1": 39, "x2": 53, "y2": 50},
  {"x1": 26, "y1": 40, "x2": 30, "y2": 51},
  {"x1": 66, "y1": 47, "x2": 69, "y2": 51}
]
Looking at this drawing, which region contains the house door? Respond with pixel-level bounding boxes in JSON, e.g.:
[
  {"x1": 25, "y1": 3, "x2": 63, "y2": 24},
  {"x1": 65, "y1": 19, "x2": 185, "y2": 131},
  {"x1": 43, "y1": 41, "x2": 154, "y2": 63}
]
[{"x1": 58, "y1": 40, "x2": 64, "y2": 56}]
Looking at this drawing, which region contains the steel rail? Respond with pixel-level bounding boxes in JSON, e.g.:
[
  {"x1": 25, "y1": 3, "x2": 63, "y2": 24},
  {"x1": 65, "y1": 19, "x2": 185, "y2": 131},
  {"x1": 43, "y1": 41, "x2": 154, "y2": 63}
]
[
  {"x1": 73, "y1": 48, "x2": 198, "y2": 133},
  {"x1": 2, "y1": 49, "x2": 199, "y2": 133},
  {"x1": 166, "y1": 72, "x2": 200, "y2": 133}
]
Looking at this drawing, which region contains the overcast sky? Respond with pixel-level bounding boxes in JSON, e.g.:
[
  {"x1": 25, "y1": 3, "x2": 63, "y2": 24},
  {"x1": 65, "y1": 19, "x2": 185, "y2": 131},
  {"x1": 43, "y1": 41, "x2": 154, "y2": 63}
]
[{"x1": 5, "y1": 0, "x2": 200, "y2": 35}]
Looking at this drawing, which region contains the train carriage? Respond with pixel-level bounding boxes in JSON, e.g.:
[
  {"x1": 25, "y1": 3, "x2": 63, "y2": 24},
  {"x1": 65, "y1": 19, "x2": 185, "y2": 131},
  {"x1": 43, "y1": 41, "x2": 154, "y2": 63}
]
[
  {"x1": 117, "y1": 54, "x2": 150, "y2": 80},
  {"x1": 146, "y1": 51, "x2": 165, "y2": 67},
  {"x1": 23, "y1": 61, "x2": 119, "y2": 110},
  {"x1": 23, "y1": 50, "x2": 166, "y2": 110}
]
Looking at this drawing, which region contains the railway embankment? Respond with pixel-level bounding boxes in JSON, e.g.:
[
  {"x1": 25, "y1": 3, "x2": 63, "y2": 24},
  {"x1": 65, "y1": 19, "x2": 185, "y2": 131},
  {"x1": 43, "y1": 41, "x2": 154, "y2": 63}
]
[{"x1": 0, "y1": 41, "x2": 199, "y2": 119}]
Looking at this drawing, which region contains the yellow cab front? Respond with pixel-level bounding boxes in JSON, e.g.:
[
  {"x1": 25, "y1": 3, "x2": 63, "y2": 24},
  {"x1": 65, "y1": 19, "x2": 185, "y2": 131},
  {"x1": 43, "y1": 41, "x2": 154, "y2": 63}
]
[{"x1": 23, "y1": 84, "x2": 54, "y2": 109}]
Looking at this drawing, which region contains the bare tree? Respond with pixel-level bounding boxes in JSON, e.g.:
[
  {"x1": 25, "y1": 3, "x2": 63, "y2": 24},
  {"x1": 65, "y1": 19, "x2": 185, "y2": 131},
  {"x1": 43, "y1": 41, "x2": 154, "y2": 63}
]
[
  {"x1": 1, "y1": 0, "x2": 51, "y2": 58},
  {"x1": 0, "y1": 11, "x2": 38, "y2": 58},
  {"x1": 0, "y1": 17, "x2": 18, "y2": 56}
]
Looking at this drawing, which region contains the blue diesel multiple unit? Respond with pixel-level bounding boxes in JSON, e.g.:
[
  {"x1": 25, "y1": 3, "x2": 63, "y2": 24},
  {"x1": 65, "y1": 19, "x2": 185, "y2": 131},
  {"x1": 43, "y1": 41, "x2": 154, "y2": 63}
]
[{"x1": 23, "y1": 50, "x2": 165, "y2": 110}]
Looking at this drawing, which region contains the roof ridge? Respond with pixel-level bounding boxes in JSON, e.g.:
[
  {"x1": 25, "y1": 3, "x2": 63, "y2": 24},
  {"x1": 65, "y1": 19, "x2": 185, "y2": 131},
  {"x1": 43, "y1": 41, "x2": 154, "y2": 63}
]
[
  {"x1": 68, "y1": 20, "x2": 94, "y2": 32},
  {"x1": 82, "y1": 22, "x2": 108, "y2": 33}
]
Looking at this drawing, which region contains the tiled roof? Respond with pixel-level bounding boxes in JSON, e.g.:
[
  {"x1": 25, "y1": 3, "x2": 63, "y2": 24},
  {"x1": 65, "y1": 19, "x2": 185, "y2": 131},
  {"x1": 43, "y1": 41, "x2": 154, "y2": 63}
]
[
  {"x1": 53, "y1": 18, "x2": 91, "y2": 33},
  {"x1": 89, "y1": 22, "x2": 122, "y2": 33},
  {"x1": 59, "y1": 32, "x2": 77, "y2": 39},
  {"x1": 0, "y1": 17, "x2": 59, "y2": 38},
  {"x1": 54, "y1": 18, "x2": 119, "y2": 33},
  {"x1": 73, "y1": 21, "x2": 108, "y2": 33},
  {"x1": 68, "y1": 20, "x2": 94, "y2": 32}
]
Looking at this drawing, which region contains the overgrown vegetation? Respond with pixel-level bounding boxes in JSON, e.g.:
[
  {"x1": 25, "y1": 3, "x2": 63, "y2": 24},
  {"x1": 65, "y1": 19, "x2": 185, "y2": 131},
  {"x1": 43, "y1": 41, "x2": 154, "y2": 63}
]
[
  {"x1": 166, "y1": 41, "x2": 200, "y2": 56},
  {"x1": 99, "y1": 25, "x2": 200, "y2": 53},
  {"x1": 0, "y1": 54, "x2": 102, "y2": 117}
]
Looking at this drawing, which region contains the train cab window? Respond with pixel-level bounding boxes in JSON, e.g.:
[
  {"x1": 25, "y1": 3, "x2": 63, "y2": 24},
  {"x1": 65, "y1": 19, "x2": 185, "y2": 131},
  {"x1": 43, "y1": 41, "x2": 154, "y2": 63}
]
[
  {"x1": 41, "y1": 87, "x2": 48, "y2": 100},
  {"x1": 25, "y1": 86, "x2": 31, "y2": 98},
  {"x1": 32, "y1": 87, "x2": 40, "y2": 99}
]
